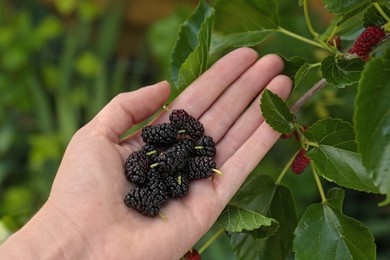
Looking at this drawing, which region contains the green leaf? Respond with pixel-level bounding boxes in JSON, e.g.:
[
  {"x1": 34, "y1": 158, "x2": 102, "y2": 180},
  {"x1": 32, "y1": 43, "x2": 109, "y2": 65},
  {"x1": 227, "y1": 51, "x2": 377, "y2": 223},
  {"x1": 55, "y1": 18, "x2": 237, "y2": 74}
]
[
  {"x1": 280, "y1": 56, "x2": 312, "y2": 88},
  {"x1": 210, "y1": 30, "x2": 273, "y2": 55},
  {"x1": 336, "y1": 3, "x2": 371, "y2": 26},
  {"x1": 321, "y1": 55, "x2": 365, "y2": 88},
  {"x1": 218, "y1": 204, "x2": 278, "y2": 239},
  {"x1": 260, "y1": 89, "x2": 295, "y2": 134},
  {"x1": 322, "y1": 0, "x2": 370, "y2": 15},
  {"x1": 210, "y1": 0, "x2": 278, "y2": 54},
  {"x1": 170, "y1": 0, "x2": 214, "y2": 91},
  {"x1": 355, "y1": 58, "x2": 390, "y2": 205},
  {"x1": 281, "y1": 56, "x2": 307, "y2": 80},
  {"x1": 305, "y1": 118, "x2": 379, "y2": 193},
  {"x1": 293, "y1": 188, "x2": 376, "y2": 260},
  {"x1": 363, "y1": 3, "x2": 390, "y2": 27},
  {"x1": 229, "y1": 174, "x2": 297, "y2": 260}
]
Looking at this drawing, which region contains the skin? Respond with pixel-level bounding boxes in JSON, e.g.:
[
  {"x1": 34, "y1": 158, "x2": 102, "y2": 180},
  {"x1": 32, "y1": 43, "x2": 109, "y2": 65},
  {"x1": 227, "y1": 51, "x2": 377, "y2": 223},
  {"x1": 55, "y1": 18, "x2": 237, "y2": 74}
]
[{"x1": 0, "y1": 47, "x2": 292, "y2": 260}]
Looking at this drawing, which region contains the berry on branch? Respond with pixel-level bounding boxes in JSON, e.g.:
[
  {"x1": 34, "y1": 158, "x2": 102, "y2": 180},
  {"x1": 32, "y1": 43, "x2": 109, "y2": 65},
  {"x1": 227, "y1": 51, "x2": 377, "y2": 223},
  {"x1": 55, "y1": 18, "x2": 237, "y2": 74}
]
[
  {"x1": 348, "y1": 26, "x2": 386, "y2": 58},
  {"x1": 291, "y1": 149, "x2": 310, "y2": 174}
]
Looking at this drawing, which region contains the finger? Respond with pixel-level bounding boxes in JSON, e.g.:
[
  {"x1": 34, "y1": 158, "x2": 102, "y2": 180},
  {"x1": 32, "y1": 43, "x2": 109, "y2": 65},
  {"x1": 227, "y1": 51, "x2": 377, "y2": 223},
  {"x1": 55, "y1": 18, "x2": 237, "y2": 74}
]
[
  {"x1": 153, "y1": 47, "x2": 259, "y2": 123},
  {"x1": 83, "y1": 81, "x2": 171, "y2": 143},
  {"x1": 199, "y1": 54, "x2": 285, "y2": 142},
  {"x1": 215, "y1": 75, "x2": 293, "y2": 166},
  {"x1": 215, "y1": 122, "x2": 283, "y2": 204}
]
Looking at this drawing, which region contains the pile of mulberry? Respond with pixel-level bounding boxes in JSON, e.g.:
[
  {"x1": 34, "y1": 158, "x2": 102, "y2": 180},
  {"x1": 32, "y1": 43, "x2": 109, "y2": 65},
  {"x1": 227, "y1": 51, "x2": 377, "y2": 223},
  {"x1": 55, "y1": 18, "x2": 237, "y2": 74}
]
[{"x1": 124, "y1": 109, "x2": 219, "y2": 217}]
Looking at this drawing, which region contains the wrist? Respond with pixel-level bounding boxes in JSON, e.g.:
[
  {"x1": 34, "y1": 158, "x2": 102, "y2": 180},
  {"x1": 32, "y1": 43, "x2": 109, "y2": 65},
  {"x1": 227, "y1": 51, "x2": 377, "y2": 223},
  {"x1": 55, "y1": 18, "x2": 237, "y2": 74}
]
[{"x1": 0, "y1": 201, "x2": 92, "y2": 259}]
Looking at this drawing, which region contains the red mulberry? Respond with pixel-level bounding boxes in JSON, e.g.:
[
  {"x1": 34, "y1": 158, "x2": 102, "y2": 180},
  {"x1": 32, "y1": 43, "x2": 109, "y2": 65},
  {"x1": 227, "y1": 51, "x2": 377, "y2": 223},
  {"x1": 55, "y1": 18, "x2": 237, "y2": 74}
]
[
  {"x1": 349, "y1": 26, "x2": 385, "y2": 57},
  {"x1": 291, "y1": 149, "x2": 310, "y2": 174}
]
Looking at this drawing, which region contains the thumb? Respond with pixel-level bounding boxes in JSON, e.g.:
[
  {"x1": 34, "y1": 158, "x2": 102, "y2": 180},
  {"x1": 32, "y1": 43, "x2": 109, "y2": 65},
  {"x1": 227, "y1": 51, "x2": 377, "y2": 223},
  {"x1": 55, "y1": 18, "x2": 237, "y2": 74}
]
[{"x1": 85, "y1": 81, "x2": 171, "y2": 142}]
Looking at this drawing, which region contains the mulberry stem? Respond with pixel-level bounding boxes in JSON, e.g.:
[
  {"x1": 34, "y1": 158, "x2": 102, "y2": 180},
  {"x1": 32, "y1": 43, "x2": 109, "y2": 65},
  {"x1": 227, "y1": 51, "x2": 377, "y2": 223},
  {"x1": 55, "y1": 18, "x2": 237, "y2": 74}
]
[
  {"x1": 146, "y1": 150, "x2": 157, "y2": 156},
  {"x1": 158, "y1": 211, "x2": 168, "y2": 221},
  {"x1": 310, "y1": 162, "x2": 327, "y2": 203},
  {"x1": 195, "y1": 146, "x2": 204, "y2": 149},
  {"x1": 374, "y1": 3, "x2": 390, "y2": 23},
  {"x1": 178, "y1": 129, "x2": 186, "y2": 134},
  {"x1": 178, "y1": 175, "x2": 182, "y2": 185},
  {"x1": 303, "y1": 0, "x2": 320, "y2": 39},
  {"x1": 150, "y1": 163, "x2": 159, "y2": 169},
  {"x1": 198, "y1": 228, "x2": 225, "y2": 254},
  {"x1": 275, "y1": 149, "x2": 300, "y2": 185},
  {"x1": 277, "y1": 27, "x2": 331, "y2": 51},
  {"x1": 212, "y1": 169, "x2": 223, "y2": 175}
]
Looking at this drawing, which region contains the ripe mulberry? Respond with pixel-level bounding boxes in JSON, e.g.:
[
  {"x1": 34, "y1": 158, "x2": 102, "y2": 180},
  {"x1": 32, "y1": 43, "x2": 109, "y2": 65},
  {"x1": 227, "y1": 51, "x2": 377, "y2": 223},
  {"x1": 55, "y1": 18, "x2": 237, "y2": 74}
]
[
  {"x1": 124, "y1": 150, "x2": 149, "y2": 185},
  {"x1": 141, "y1": 123, "x2": 178, "y2": 146},
  {"x1": 291, "y1": 149, "x2": 310, "y2": 174},
  {"x1": 153, "y1": 138, "x2": 194, "y2": 173},
  {"x1": 187, "y1": 156, "x2": 217, "y2": 180},
  {"x1": 349, "y1": 26, "x2": 385, "y2": 57},
  {"x1": 165, "y1": 172, "x2": 190, "y2": 198},
  {"x1": 169, "y1": 109, "x2": 204, "y2": 138},
  {"x1": 195, "y1": 135, "x2": 216, "y2": 156},
  {"x1": 124, "y1": 173, "x2": 169, "y2": 217}
]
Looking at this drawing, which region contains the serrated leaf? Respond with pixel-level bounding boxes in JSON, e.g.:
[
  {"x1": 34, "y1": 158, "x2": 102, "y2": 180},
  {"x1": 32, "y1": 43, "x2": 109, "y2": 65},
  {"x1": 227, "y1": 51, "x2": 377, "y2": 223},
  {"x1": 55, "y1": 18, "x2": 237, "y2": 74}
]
[
  {"x1": 294, "y1": 62, "x2": 312, "y2": 88},
  {"x1": 281, "y1": 56, "x2": 307, "y2": 80},
  {"x1": 260, "y1": 89, "x2": 295, "y2": 134},
  {"x1": 229, "y1": 174, "x2": 297, "y2": 260},
  {"x1": 363, "y1": 3, "x2": 390, "y2": 27},
  {"x1": 337, "y1": 3, "x2": 371, "y2": 26},
  {"x1": 305, "y1": 118, "x2": 379, "y2": 193},
  {"x1": 210, "y1": 30, "x2": 273, "y2": 55},
  {"x1": 323, "y1": 0, "x2": 370, "y2": 15},
  {"x1": 293, "y1": 188, "x2": 376, "y2": 260},
  {"x1": 210, "y1": 0, "x2": 278, "y2": 54},
  {"x1": 170, "y1": 0, "x2": 214, "y2": 91},
  {"x1": 218, "y1": 204, "x2": 278, "y2": 239},
  {"x1": 355, "y1": 58, "x2": 390, "y2": 205},
  {"x1": 321, "y1": 55, "x2": 365, "y2": 88}
]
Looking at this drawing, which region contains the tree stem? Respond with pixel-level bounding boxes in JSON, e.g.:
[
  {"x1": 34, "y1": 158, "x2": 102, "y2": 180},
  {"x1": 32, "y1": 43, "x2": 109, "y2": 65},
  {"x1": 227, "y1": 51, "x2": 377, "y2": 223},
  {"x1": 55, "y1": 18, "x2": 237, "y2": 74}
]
[
  {"x1": 291, "y1": 78, "x2": 328, "y2": 114},
  {"x1": 198, "y1": 228, "x2": 225, "y2": 254},
  {"x1": 374, "y1": 3, "x2": 390, "y2": 23},
  {"x1": 310, "y1": 163, "x2": 327, "y2": 203},
  {"x1": 275, "y1": 149, "x2": 301, "y2": 185},
  {"x1": 277, "y1": 27, "x2": 326, "y2": 50},
  {"x1": 303, "y1": 0, "x2": 319, "y2": 39}
]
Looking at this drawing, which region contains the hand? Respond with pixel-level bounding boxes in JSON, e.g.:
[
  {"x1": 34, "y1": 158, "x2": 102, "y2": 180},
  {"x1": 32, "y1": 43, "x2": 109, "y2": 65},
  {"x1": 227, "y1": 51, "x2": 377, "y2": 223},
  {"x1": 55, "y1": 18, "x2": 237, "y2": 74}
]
[{"x1": 0, "y1": 48, "x2": 292, "y2": 259}]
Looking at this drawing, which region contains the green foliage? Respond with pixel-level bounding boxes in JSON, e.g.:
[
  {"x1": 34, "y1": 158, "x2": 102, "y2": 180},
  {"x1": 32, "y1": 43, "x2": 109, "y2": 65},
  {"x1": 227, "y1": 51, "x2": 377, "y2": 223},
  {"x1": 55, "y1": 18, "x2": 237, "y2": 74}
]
[
  {"x1": 293, "y1": 188, "x2": 376, "y2": 260},
  {"x1": 170, "y1": 0, "x2": 214, "y2": 91},
  {"x1": 305, "y1": 118, "x2": 379, "y2": 193},
  {"x1": 322, "y1": 0, "x2": 370, "y2": 15},
  {"x1": 355, "y1": 57, "x2": 390, "y2": 205},
  {"x1": 170, "y1": 0, "x2": 390, "y2": 258},
  {"x1": 321, "y1": 55, "x2": 365, "y2": 88},
  {"x1": 260, "y1": 89, "x2": 295, "y2": 134},
  {"x1": 228, "y1": 174, "x2": 297, "y2": 260},
  {"x1": 218, "y1": 204, "x2": 279, "y2": 238}
]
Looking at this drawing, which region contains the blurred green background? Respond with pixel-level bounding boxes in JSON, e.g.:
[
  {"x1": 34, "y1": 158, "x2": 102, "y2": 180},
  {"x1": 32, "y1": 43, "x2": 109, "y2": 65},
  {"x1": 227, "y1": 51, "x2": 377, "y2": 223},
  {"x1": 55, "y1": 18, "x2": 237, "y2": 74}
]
[{"x1": 0, "y1": 0, "x2": 389, "y2": 258}]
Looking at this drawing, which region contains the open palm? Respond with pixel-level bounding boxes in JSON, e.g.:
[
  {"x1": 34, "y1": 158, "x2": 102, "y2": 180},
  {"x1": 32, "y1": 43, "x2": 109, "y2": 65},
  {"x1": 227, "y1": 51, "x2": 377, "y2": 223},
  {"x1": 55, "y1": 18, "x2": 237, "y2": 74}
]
[{"x1": 2, "y1": 48, "x2": 292, "y2": 260}]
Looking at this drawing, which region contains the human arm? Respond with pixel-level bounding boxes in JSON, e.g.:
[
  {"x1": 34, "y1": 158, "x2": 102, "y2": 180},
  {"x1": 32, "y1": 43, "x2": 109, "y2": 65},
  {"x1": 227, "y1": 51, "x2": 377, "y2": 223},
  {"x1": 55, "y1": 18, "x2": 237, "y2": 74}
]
[{"x1": 0, "y1": 47, "x2": 292, "y2": 259}]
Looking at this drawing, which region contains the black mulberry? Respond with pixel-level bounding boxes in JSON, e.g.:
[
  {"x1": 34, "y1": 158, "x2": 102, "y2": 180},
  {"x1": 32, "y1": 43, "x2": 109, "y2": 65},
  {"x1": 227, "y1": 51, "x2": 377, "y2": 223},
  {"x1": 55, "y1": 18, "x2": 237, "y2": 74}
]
[
  {"x1": 169, "y1": 109, "x2": 204, "y2": 138},
  {"x1": 141, "y1": 123, "x2": 178, "y2": 146},
  {"x1": 124, "y1": 150, "x2": 149, "y2": 185},
  {"x1": 164, "y1": 171, "x2": 190, "y2": 198},
  {"x1": 195, "y1": 135, "x2": 216, "y2": 156},
  {"x1": 124, "y1": 173, "x2": 169, "y2": 217},
  {"x1": 153, "y1": 138, "x2": 194, "y2": 173},
  {"x1": 187, "y1": 156, "x2": 217, "y2": 180}
]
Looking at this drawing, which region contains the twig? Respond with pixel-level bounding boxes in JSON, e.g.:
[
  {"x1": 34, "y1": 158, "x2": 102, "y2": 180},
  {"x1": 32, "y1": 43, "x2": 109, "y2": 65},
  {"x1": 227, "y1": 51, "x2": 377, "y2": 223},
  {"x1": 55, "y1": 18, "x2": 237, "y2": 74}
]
[{"x1": 290, "y1": 78, "x2": 328, "y2": 114}]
